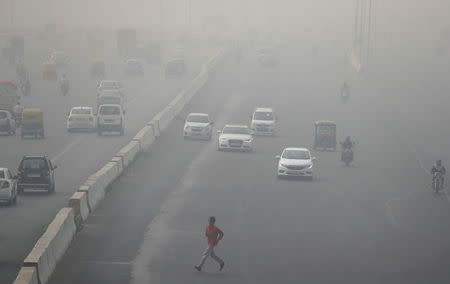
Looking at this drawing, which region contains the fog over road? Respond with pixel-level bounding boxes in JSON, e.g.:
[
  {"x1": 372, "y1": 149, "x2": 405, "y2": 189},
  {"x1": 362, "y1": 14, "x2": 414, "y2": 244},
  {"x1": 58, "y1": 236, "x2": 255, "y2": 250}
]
[
  {"x1": 0, "y1": 33, "x2": 217, "y2": 283},
  {"x1": 47, "y1": 38, "x2": 450, "y2": 284}
]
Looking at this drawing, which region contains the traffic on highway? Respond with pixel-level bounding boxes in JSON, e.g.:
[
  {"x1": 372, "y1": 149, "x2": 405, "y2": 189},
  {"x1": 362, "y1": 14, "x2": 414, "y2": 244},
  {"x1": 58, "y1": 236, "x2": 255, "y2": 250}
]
[{"x1": 2, "y1": 1, "x2": 450, "y2": 284}]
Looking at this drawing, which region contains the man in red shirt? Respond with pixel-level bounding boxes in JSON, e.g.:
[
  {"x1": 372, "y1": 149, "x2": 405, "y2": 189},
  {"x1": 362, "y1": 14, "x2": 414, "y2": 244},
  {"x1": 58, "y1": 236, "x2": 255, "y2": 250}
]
[{"x1": 195, "y1": 216, "x2": 225, "y2": 272}]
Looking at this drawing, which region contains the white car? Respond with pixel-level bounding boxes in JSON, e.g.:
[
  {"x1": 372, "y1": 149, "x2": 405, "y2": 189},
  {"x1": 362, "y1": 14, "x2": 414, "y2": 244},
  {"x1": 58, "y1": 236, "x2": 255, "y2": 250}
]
[
  {"x1": 217, "y1": 124, "x2": 254, "y2": 152},
  {"x1": 97, "y1": 104, "x2": 125, "y2": 136},
  {"x1": 250, "y1": 107, "x2": 277, "y2": 136},
  {"x1": 97, "y1": 89, "x2": 125, "y2": 111},
  {"x1": 183, "y1": 113, "x2": 213, "y2": 140},
  {"x1": 67, "y1": 107, "x2": 96, "y2": 132},
  {"x1": 97, "y1": 80, "x2": 124, "y2": 95},
  {"x1": 0, "y1": 167, "x2": 17, "y2": 205},
  {"x1": 276, "y1": 148, "x2": 315, "y2": 179}
]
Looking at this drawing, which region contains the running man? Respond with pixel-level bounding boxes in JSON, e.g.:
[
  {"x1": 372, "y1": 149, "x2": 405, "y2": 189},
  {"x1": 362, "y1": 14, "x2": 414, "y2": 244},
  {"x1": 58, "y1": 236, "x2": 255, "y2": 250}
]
[{"x1": 195, "y1": 216, "x2": 225, "y2": 272}]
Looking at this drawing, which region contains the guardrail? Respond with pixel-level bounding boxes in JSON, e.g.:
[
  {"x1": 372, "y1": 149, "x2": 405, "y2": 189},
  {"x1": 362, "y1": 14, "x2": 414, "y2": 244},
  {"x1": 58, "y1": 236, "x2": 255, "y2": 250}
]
[{"x1": 13, "y1": 47, "x2": 227, "y2": 284}]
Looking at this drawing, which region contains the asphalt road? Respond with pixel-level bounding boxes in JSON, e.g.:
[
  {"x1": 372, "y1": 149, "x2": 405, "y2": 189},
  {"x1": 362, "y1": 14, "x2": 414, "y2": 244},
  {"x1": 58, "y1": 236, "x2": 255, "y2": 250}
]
[
  {"x1": 47, "y1": 38, "x2": 450, "y2": 284},
  {"x1": 0, "y1": 33, "x2": 217, "y2": 283}
]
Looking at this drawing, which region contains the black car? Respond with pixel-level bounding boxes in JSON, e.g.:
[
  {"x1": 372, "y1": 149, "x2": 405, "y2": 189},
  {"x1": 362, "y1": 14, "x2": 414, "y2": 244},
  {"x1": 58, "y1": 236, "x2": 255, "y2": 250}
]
[{"x1": 17, "y1": 155, "x2": 57, "y2": 194}]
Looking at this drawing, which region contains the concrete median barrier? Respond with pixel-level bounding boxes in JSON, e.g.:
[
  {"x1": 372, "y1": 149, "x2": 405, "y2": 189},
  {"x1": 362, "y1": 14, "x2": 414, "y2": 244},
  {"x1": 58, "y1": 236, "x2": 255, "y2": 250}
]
[
  {"x1": 116, "y1": 141, "x2": 140, "y2": 167},
  {"x1": 69, "y1": 191, "x2": 90, "y2": 227},
  {"x1": 132, "y1": 125, "x2": 156, "y2": 152},
  {"x1": 168, "y1": 92, "x2": 187, "y2": 117},
  {"x1": 13, "y1": 267, "x2": 38, "y2": 284},
  {"x1": 153, "y1": 106, "x2": 174, "y2": 131},
  {"x1": 148, "y1": 120, "x2": 160, "y2": 137},
  {"x1": 23, "y1": 208, "x2": 76, "y2": 284}
]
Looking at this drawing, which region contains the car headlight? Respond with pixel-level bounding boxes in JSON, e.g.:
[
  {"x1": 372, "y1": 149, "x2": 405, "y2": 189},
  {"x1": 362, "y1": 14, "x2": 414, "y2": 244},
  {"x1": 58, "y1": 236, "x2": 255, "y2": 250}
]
[
  {"x1": 184, "y1": 125, "x2": 190, "y2": 130},
  {"x1": 219, "y1": 138, "x2": 227, "y2": 142},
  {"x1": 307, "y1": 164, "x2": 313, "y2": 169},
  {"x1": 244, "y1": 138, "x2": 253, "y2": 142},
  {"x1": 280, "y1": 163, "x2": 288, "y2": 168}
]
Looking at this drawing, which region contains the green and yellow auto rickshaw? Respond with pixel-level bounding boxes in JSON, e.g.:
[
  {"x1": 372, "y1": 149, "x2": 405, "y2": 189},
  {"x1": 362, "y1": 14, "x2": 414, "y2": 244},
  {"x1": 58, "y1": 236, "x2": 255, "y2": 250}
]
[
  {"x1": 314, "y1": 120, "x2": 336, "y2": 151},
  {"x1": 21, "y1": 109, "x2": 44, "y2": 139},
  {"x1": 42, "y1": 61, "x2": 57, "y2": 81}
]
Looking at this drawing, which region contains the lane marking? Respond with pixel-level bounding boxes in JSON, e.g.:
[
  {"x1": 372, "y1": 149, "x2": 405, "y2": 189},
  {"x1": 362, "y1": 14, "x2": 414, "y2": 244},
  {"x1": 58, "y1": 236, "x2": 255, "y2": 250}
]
[{"x1": 52, "y1": 136, "x2": 83, "y2": 163}]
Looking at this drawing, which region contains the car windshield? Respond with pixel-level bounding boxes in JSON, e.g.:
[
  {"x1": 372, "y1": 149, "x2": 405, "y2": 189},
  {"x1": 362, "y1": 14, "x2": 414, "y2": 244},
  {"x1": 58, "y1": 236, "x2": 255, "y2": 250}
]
[
  {"x1": 282, "y1": 150, "x2": 310, "y2": 160},
  {"x1": 0, "y1": 112, "x2": 7, "y2": 119},
  {"x1": 0, "y1": 170, "x2": 4, "y2": 178},
  {"x1": 99, "y1": 106, "x2": 120, "y2": 115},
  {"x1": 101, "y1": 82, "x2": 117, "y2": 89},
  {"x1": 21, "y1": 158, "x2": 47, "y2": 170},
  {"x1": 223, "y1": 126, "x2": 250, "y2": 135},
  {"x1": 254, "y1": 111, "x2": 274, "y2": 121},
  {"x1": 187, "y1": 115, "x2": 209, "y2": 123},
  {"x1": 72, "y1": 109, "x2": 91, "y2": 115}
]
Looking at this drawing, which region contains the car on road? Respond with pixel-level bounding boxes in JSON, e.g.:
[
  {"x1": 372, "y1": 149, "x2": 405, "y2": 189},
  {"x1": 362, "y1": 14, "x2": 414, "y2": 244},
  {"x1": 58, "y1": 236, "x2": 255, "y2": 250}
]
[
  {"x1": 97, "y1": 80, "x2": 124, "y2": 96},
  {"x1": 50, "y1": 51, "x2": 69, "y2": 67},
  {"x1": 183, "y1": 113, "x2": 213, "y2": 140},
  {"x1": 165, "y1": 58, "x2": 186, "y2": 79},
  {"x1": 258, "y1": 47, "x2": 277, "y2": 67},
  {"x1": 17, "y1": 155, "x2": 57, "y2": 194},
  {"x1": 0, "y1": 167, "x2": 18, "y2": 205},
  {"x1": 276, "y1": 148, "x2": 315, "y2": 179},
  {"x1": 250, "y1": 107, "x2": 277, "y2": 136},
  {"x1": 66, "y1": 107, "x2": 96, "y2": 132},
  {"x1": 0, "y1": 110, "x2": 16, "y2": 135},
  {"x1": 97, "y1": 104, "x2": 125, "y2": 136},
  {"x1": 97, "y1": 89, "x2": 125, "y2": 111},
  {"x1": 217, "y1": 124, "x2": 254, "y2": 152},
  {"x1": 125, "y1": 59, "x2": 144, "y2": 76}
]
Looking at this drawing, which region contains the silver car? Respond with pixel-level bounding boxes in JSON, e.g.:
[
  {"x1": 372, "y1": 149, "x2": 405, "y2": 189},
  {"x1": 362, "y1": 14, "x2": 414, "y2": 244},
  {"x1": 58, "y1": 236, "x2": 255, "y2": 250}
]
[
  {"x1": 0, "y1": 110, "x2": 16, "y2": 135},
  {"x1": 0, "y1": 167, "x2": 18, "y2": 205}
]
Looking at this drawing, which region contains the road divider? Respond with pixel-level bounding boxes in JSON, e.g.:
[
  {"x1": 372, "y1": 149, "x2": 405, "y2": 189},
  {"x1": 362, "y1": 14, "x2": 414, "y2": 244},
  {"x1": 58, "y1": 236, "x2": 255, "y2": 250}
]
[
  {"x1": 15, "y1": 47, "x2": 228, "y2": 284},
  {"x1": 21, "y1": 208, "x2": 76, "y2": 284},
  {"x1": 13, "y1": 267, "x2": 38, "y2": 284}
]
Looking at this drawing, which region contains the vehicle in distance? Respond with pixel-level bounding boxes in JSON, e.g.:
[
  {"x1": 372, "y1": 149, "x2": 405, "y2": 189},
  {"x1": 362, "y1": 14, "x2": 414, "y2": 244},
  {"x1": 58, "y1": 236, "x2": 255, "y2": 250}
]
[
  {"x1": 97, "y1": 104, "x2": 125, "y2": 136},
  {"x1": 0, "y1": 81, "x2": 19, "y2": 114},
  {"x1": 0, "y1": 167, "x2": 18, "y2": 205},
  {"x1": 0, "y1": 110, "x2": 16, "y2": 135},
  {"x1": 17, "y1": 155, "x2": 57, "y2": 194},
  {"x1": 165, "y1": 58, "x2": 186, "y2": 79},
  {"x1": 67, "y1": 107, "x2": 96, "y2": 132},
  {"x1": 183, "y1": 113, "x2": 213, "y2": 140},
  {"x1": 97, "y1": 89, "x2": 125, "y2": 111},
  {"x1": 258, "y1": 47, "x2": 277, "y2": 67},
  {"x1": 250, "y1": 107, "x2": 276, "y2": 136},
  {"x1": 97, "y1": 80, "x2": 124, "y2": 96},
  {"x1": 217, "y1": 124, "x2": 254, "y2": 152},
  {"x1": 276, "y1": 148, "x2": 315, "y2": 179},
  {"x1": 125, "y1": 59, "x2": 144, "y2": 76},
  {"x1": 50, "y1": 51, "x2": 69, "y2": 66}
]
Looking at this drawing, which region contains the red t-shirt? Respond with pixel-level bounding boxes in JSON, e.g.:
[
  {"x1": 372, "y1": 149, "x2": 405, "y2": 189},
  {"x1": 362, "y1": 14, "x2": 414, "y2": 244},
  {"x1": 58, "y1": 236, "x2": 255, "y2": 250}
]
[{"x1": 206, "y1": 225, "x2": 224, "y2": 246}]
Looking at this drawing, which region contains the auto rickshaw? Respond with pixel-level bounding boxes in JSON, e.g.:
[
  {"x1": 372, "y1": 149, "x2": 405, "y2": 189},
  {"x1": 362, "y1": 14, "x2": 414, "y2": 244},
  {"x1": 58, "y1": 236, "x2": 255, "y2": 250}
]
[
  {"x1": 21, "y1": 109, "x2": 44, "y2": 139},
  {"x1": 42, "y1": 61, "x2": 57, "y2": 81},
  {"x1": 90, "y1": 58, "x2": 105, "y2": 78},
  {"x1": 314, "y1": 120, "x2": 336, "y2": 151}
]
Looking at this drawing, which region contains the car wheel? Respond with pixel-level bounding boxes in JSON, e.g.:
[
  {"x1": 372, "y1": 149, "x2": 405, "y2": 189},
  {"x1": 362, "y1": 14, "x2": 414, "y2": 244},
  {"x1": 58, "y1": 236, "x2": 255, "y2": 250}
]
[
  {"x1": 13, "y1": 193, "x2": 17, "y2": 204},
  {"x1": 48, "y1": 184, "x2": 55, "y2": 194},
  {"x1": 17, "y1": 186, "x2": 23, "y2": 195},
  {"x1": 6, "y1": 198, "x2": 12, "y2": 206},
  {"x1": 119, "y1": 127, "x2": 124, "y2": 136}
]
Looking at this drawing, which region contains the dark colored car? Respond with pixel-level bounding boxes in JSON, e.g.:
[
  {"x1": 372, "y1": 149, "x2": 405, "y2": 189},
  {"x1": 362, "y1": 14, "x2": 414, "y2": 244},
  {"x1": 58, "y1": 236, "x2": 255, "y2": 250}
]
[{"x1": 17, "y1": 155, "x2": 57, "y2": 194}]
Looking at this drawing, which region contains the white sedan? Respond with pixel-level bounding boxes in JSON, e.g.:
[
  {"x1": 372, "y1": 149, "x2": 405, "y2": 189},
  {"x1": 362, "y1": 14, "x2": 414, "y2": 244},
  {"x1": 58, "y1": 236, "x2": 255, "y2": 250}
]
[
  {"x1": 183, "y1": 113, "x2": 213, "y2": 140},
  {"x1": 0, "y1": 167, "x2": 17, "y2": 205},
  {"x1": 276, "y1": 148, "x2": 315, "y2": 179},
  {"x1": 67, "y1": 107, "x2": 96, "y2": 132},
  {"x1": 217, "y1": 124, "x2": 254, "y2": 152}
]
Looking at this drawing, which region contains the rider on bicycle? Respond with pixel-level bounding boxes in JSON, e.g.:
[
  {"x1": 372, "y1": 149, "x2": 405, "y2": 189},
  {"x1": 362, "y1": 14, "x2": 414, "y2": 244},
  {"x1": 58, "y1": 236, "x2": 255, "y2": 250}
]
[{"x1": 431, "y1": 160, "x2": 446, "y2": 185}]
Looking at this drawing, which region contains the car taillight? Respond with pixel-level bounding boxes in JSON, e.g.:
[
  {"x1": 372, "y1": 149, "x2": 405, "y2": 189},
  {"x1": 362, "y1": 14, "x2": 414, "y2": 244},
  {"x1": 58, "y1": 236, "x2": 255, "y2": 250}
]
[
  {"x1": 18, "y1": 172, "x2": 22, "y2": 179},
  {"x1": 45, "y1": 171, "x2": 51, "y2": 179},
  {"x1": 2, "y1": 181, "x2": 10, "y2": 188}
]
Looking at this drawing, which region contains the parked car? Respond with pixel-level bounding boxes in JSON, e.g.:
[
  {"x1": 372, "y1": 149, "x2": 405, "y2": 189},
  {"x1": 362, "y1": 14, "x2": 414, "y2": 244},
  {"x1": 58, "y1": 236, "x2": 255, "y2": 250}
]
[
  {"x1": 17, "y1": 155, "x2": 57, "y2": 194},
  {"x1": 0, "y1": 167, "x2": 18, "y2": 205}
]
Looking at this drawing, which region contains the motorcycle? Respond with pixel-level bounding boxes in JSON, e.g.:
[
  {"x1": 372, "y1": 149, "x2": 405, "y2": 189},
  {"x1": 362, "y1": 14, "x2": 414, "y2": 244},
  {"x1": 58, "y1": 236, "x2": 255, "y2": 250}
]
[
  {"x1": 432, "y1": 171, "x2": 444, "y2": 193},
  {"x1": 60, "y1": 81, "x2": 69, "y2": 96},
  {"x1": 341, "y1": 148, "x2": 354, "y2": 166}
]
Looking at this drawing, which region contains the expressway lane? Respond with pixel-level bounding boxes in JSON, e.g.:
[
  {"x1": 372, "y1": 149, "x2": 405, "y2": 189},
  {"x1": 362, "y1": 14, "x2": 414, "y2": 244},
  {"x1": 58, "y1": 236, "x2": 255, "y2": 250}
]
[
  {"x1": 49, "y1": 41, "x2": 450, "y2": 284},
  {"x1": 0, "y1": 34, "x2": 218, "y2": 283}
]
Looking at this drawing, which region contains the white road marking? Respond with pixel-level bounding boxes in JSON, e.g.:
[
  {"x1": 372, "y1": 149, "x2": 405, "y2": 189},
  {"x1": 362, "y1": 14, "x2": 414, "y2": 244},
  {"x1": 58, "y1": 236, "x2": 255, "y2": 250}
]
[{"x1": 52, "y1": 136, "x2": 83, "y2": 163}]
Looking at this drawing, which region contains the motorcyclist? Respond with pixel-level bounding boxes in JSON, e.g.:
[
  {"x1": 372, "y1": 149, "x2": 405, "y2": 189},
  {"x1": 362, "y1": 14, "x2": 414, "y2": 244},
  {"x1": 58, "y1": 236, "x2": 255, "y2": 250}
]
[
  {"x1": 341, "y1": 136, "x2": 354, "y2": 150},
  {"x1": 13, "y1": 102, "x2": 23, "y2": 125},
  {"x1": 431, "y1": 160, "x2": 446, "y2": 186},
  {"x1": 59, "y1": 74, "x2": 69, "y2": 95}
]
